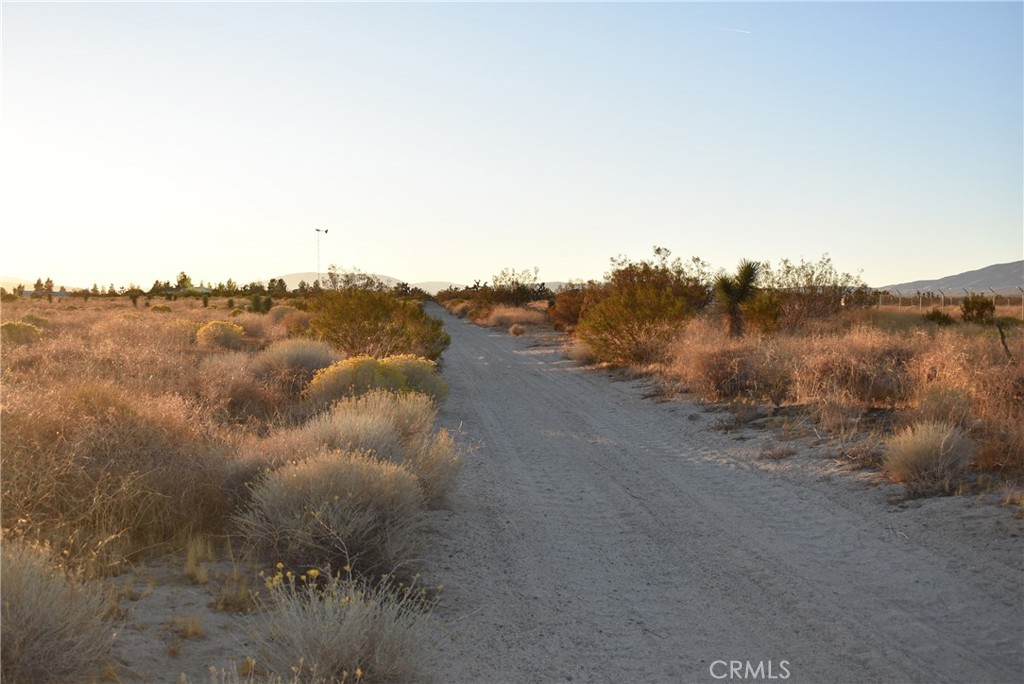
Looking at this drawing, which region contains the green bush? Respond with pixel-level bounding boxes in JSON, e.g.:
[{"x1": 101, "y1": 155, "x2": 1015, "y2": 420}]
[
  {"x1": 1, "y1": 321, "x2": 41, "y2": 346},
  {"x1": 960, "y1": 294, "x2": 995, "y2": 324},
  {"x1": 576, "y1": 248, "x2": 710, "y2": 365},
  {"x1": 923, "y1": 308, "x2": 956, "y2": 326},
  {"x1": 149, "y1": 305, "x2": 172, "y2": 313},
  {"x1": 308, "y1": 289, "x2": 449, "y2": 360}
]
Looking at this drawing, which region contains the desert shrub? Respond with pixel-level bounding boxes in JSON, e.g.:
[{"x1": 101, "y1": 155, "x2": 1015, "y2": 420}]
[
  {"x1": 757, "y1": 254, "x2": 870, "y2": 330},
  {"x1": 380, "y1": 355, "x2": 449, "y2": 401},
  {"x1": 564, "y1": 339, "x2": 596, "y2": 365},
  {"x1": 509, "y1": 323, "x2": 526, "y2": 336},
  {"x1": 306, "y1": 355, "x2": 448, "y2": 406},
  {"x1": 253, "y1": 569, "x2": 436, "y2": 683},
  {"x1": 251, "y1": 339, "x2": 343, "y2": 395},
  {"x1": 231, "y1": 312, "x2": 267, "y2": 339},
  {"x1": 196, "y1": 320, "x2": 246, "y2": 349},
  {"x1": 229, "y1": 307, "x2": 245, "y2": 317},
  {"x1": 1, "y1": 321, "x2": 41, "y2": 345},
  {"x1": 235, "y1": 450, "x2": 425, "y2": 575},
  {"x1": 302, "y1": 391, "x2": 462, "y2": 505},
  {"x1": 308, "y1": 289, "x2": 450, "y2": 360},
  {"x1": 196, "y1": 353, "x2": 286, "y2": 424},
  {"x1": 483, "y1": 305, "x2": 545, "y2": 328},
  {"x1": 960, "y1": 294, "x2": 995, "y2": 324},
  {"x1": 0, "y1": 539, "x2": 113, "y2": 683},
  {"x1": 744, "y1": 291, "x2": 784, "y2": 335},
  {"x1": 1, "y1": 383, "x2": 235, "y2": 572},
  {"x1": 150, "y1": 304, "x2": 172, "y2": 313},
  {"x1": 19, "y1": 314, "x2": 49, "y2": 328},
  {"x1": 923, "y1": 308, "x2": 956, "y2": 326},
  {"x1": 267, "y1": 305, "x2": 300, "y2": 324},
  {"x1": 883, "y1": 421, "x2": 977, "y2": 494},
  {"x1": 548, "y1": 286, "x2": 591, "y2": 331},
  {"x1": 577, "y1": 249, "x2": 710, "y2": 365}
]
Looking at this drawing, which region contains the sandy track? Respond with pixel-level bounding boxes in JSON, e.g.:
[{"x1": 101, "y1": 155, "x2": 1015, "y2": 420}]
[{"x1": 423, "y1": 305, "x2": 1023, "y2": 684}]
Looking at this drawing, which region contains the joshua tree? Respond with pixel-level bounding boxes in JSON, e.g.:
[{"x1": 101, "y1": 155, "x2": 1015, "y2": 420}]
[{"x1": 715, "y1": 260, "x2": 761, "y2": 337}]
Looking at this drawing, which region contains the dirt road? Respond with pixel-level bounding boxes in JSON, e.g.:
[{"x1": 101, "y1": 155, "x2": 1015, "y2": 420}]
[{"x1": 423, "y1": 305, "x2": 1023, "y2": 684}]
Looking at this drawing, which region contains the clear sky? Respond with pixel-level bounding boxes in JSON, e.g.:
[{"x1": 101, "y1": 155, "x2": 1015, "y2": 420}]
[{"x1": 2, "y1": 1, "x2": 1021, "y2": 290}]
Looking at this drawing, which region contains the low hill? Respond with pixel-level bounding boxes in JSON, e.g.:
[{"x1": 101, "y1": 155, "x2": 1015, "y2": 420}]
[{"x1": 880, "y1": 261, "x2": 1023, "y2": 295}]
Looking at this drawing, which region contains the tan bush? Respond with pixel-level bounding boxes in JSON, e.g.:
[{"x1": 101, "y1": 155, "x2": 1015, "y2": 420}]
[
  {"x1": 235, "y1": 450, "x2": 425, "y2": 575},
  {"x1": 302, "y1": 391, "x2": 462, "y2": 506},
  {"x1": 197, "y1": 320, "x2": 247, "y2": 349},
  {"x1": 483, "y1": 305, "x2": 546, "y2": 328},
  {"x1": 250, "y1": 338, "x2": 343, "y2": 395},
  {"x1": 253, "y1": 570, "x2": 436, "y2": 683},
  {"x1": 883, "y1": 421, "x2": 977, "y2": 494},
  {"x1": 1, "y1": 382, "x2": 235, "y2": 572},
  {"x1": 1, "y1": 539, "x2": 112, "y2": 683}
]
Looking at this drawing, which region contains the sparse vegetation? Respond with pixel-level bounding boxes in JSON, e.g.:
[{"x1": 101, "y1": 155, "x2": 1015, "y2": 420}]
[{"x1": 1, "y1": 293, "x2": 461, "y2": 681}]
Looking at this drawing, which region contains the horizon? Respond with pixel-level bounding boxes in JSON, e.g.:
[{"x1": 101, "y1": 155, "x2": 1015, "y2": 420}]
[{"x1": 2, "y1": 3, "x2": 1021, "y2": 290}]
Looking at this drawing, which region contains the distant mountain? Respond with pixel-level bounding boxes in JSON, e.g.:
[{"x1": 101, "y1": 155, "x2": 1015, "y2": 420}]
[
  {"x1": 274, "y1": 272, "x2": 463, "y2": 296},
  {"x1": 881, "y1": 261, "x2": 1023, "y2": 295}
]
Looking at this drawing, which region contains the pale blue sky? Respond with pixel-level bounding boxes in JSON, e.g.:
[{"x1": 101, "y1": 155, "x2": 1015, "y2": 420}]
[{"x1": 1, "y1": 2, "x2": 1021, "y2": 290}]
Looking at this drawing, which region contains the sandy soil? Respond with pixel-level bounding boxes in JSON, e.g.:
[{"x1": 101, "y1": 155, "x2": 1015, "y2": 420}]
[
  {"x1": 422, "y1": 304, "x2": 1023, "y2": 684},
  {"x1": 105, "y1": 306, "x2": 1022, "y2": 683}
]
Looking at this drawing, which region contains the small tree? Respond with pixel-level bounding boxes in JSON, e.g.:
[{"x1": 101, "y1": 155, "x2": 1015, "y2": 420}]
[
  {"x1": 960, "y1": 294, "x2": 995, "y2": 324},
  {"x1": 714, "y1": 260, "x2": 761, "y2": 338}
]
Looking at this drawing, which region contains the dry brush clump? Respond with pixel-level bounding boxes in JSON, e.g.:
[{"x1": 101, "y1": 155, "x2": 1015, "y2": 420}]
[
  {"x1": 302, "y1": 390, "x2": 463, "y2": 506},
  {"x1": 0, "y1": 538, "x2": 113, "y2": 683},
  {"x1": 252, "y1": 569, "x2": 437, "y2": 683},
  {"x1": 234, "y1": 450, "x2": 426, "y2": 576},
  {"x1": 1, "y1": 381, "x2": 237, "y2": 573},
  {"x1": 883, "y1": 421, "x2": 977, "y2": 495},
  {"x1": 662, "y1": 314, "x2": 1023, "y2": 478}
]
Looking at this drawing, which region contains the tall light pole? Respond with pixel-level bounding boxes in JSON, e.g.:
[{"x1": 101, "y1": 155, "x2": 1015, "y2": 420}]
[{"x1": 315, "y1": 228, "x2": 329, "y2": 286}]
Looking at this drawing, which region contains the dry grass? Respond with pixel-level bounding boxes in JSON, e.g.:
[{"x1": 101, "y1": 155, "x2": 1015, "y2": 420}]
[
  {"x1": 662, "y1": 316, "x2": 1023, "y2": 474},
  {"x1": 883, "y1": 421, "x2": 977, "y2": 495},
  {"x1": 0, "y1": 538, "x2": 113, "y2": 683},
  {"x1": 480, "y1": 305, "x2": 546, "y2": 328},
  {"x1": 1, "y1": 381, "x2": 237, "y2": 573}
]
